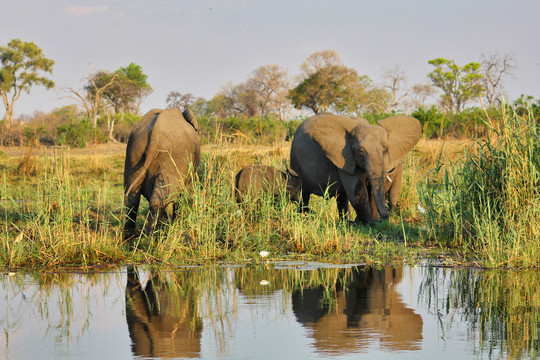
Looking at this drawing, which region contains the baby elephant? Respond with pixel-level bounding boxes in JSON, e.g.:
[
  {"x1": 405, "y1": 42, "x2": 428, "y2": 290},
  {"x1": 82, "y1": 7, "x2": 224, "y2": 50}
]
[{"x1": 235, "y1": 165, "x2": 301, "y2": 203}]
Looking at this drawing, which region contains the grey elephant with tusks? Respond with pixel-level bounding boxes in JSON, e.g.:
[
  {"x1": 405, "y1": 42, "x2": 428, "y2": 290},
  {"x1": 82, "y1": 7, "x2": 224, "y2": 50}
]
[
  {"x1": 290, "y1": 112, "x2": 421, "y2": 223},
  {"x1": 123, "y1": 107, "x2": 200, "y2": 239}
]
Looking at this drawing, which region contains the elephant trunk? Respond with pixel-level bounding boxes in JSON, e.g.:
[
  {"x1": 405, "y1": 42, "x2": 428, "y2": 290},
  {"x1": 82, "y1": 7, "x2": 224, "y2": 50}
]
[{"x1": 367, "y1": 164, "x2": 389, "y2": 221}]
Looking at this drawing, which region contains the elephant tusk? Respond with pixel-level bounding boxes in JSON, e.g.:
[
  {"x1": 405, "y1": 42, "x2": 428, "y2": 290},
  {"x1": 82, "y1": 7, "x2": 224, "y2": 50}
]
[{"x1": 386, "y1": 175, "x2": 392, "y2": 182}]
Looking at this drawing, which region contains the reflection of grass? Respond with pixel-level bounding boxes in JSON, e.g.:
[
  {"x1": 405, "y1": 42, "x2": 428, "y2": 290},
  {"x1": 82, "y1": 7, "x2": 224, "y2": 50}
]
[
  {"x1": 4, "y1": 263, "x2": 537, "y2": 358},
  {"x1": 418, "y1": 267, "x2": 540, "y2": 359},
  {"x1": 1, "y1": 269, "x2": 124, "y2": 346},
  {"x1": 233, "y1": 263, "x2": 354, "y2": 297}
]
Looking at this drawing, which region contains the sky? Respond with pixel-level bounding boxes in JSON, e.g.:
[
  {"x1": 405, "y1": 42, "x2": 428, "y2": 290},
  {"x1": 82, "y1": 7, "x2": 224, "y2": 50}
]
[{"x1": 2, "y1": 0, "x2": 539, "y2": 119}]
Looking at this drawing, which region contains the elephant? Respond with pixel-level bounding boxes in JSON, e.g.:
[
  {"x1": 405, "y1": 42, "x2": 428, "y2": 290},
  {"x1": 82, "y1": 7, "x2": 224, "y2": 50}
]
[
  {"x1": 292, "y1": 266, "x2": 423, "y2": 354},
  {"x1": 234, "y1": 165, "x2": 301, "y2": 203},
  {"x1": 290, "y1": 112, "x2": 421, "y2": 223},
  {"x1": 125, "y1": 266, "x2": 202, "y2": 358},
  {"x1": 124, "y1": 107, "x2": 200, "y2": 239}
]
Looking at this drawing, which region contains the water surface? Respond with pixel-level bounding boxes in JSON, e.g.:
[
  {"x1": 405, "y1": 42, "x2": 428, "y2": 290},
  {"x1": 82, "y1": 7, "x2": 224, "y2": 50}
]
[{"x1": 1, "y1": 263, "x2": 538, "y2": 359}]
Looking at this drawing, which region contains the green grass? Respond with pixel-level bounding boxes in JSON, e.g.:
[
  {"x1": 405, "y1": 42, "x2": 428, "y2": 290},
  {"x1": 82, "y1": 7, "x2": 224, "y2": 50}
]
[
  {"x1": 0, "y1": 139, "x2": 428, "y2": 269},
  {"x1": 1, "y1": 104, "x2": 538, "y2": 269},
  {"x1": 419, "y1": 106, "x2": 539, "y2": 268}
]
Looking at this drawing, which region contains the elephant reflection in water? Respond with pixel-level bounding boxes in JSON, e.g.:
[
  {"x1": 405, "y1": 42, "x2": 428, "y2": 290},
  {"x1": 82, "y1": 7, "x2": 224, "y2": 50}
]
[
  {"x1": 125, "y1": 266, "x2": 203, "y2": 358},
  {"x1": 292, "y1": 266, "x2": 423, "y2": 354}
]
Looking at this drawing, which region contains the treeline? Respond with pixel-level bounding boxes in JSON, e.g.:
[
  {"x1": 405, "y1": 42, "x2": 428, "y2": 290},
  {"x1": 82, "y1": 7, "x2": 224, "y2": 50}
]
[
  {"x1": 4, "y1": 95, "x2": 538, "y2": 148},
  {"x1": 1, "y1": 40, "x2": 539, "y2": 147},
  {"x1": 3, "y1": 106, "x2": 303, "y2": 147}
]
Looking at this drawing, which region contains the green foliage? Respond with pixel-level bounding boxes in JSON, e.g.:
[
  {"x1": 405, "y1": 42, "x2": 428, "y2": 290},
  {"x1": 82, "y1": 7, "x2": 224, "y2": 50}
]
[
  {"x1": 0, "y1": 39, "x2": 55, "y2": 127},
  {"x1": 513, "y1": 94, "x2": 540, "y2": 120},
  {"x1": 197, "y1": 115, "x2": 301, "y2": 145},
  {"x1": 419, "y1": 106, "x2": 540, "y2": 268},
  {"x1": 428, "y1": 58, "x2": 484, "y2": 114},
  {"x1": 412, "y1": 106, "x2": 445, "y2": 138},
  {"x1": 85, "y1": 62, "x2": 152, "y2": 114},
  {"x1": 56, "y1": 120, "x2": 104, "y2": 147},
  {"x1": 289, "y1": 65, "x2": 366, "y2": 114}
]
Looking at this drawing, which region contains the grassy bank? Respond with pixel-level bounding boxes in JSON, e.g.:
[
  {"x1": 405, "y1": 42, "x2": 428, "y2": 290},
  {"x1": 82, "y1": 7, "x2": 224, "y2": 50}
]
[
  {"x1": 0, "y1": 107, "x2": 538, "y2": 269},
  {"x1": 0, "y1": 138, "x2": 438, "y2": 269}
]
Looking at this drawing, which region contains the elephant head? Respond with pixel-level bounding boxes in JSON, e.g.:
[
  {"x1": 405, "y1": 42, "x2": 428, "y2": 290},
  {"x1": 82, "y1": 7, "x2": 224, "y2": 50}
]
[{"x1": 308, "y1": 114, "x2": 421, "y2": 221}]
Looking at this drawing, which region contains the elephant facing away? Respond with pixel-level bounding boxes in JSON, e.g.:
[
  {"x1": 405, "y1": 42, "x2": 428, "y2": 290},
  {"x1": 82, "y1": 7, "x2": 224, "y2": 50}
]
[
  {"x1": 234, "y1": 165, "x2": 301, "y2": 203},
  {"x1": 290, "y1": 112, "x2": 421, "y2": 223},
  {"x1": 124, "y1": 107, "x2": 200, "y2": 239},
  {"x1": 125, "y1": 267, "x2": 202, "y2": 358}
]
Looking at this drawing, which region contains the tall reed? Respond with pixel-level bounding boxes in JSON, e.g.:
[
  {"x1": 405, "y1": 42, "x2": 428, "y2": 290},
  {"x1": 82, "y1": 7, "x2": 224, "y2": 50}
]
[
  {"x1": 0, "y1": 151, "x2": 126, "y2": 267},
  {"x1": 419, "y1": 106, "x2": 539, "y2": 268}
]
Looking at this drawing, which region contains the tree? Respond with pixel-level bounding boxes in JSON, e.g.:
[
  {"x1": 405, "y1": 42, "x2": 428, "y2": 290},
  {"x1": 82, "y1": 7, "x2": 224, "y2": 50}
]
[
  {"x1": 290, "y1": 58, "x2": 372, "y2": 114},
  {"x1": 84, "y1": 63, "x2": 152, "y2": 140},
  {"x1": 205, "y1": 64, "x2": 293, "y2": 120},
  {"x1": 299, "y1": 49, "x2": 343, "y2": 77},
  {"x1": 166, "y1": 91, "x2": 195, "y2": 109},
  {"x1": 246, "y1": 64, "x2": 292, "y2": 120},
  {"x1": 290, "y1": 50, "x2": 389, "y2": 115},
  {"x1": 63, "y1": 69, "x2": 117, "y2": 129},
  {"x1": 428, "y1": 58, "x2": 484, "y2": 113},
  {"x1": 88, "y1": 63, "x2": 152, "y2": 115},
  {"x1": 0, "y1": 39, "x2": 55, "y2": 128},
  {"x1": 382, "y1": 64, "x2": 410, "y2": 112},
  {"x1": 480, "y1": 51, "x2": 515, "y2": 107},
  {"x1": 166, "y1": 91, "x2": 207, "y2": 117},
  {"x1": 406, "y1": 82, "x2": 437, "y2": 111}
]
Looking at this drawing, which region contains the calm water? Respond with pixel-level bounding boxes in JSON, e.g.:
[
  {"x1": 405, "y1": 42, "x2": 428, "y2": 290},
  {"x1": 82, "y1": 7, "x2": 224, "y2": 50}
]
[{"x1": 1, "y1": 262, "x2": 539, "y2": 359}]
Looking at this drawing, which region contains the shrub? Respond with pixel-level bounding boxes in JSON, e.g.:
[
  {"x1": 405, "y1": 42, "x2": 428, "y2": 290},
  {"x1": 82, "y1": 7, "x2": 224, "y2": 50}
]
[
  {"x1": 419, "y1": 105, "x2": 540, "y2": 268},
  {"x1": 412, "y1": 106, "x2": 445, "y2": 138},
  {"x1": 56, "y1": 120, "x2": 104, "y2": 147}
]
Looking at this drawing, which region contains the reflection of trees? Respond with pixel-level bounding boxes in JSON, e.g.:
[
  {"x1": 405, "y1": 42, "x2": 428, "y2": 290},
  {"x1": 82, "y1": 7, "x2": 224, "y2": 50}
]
[
  {"x1": 292, "y1": 266, "x2": 423, "y2": 355},
  {"x1": 125, "y1": 266, "x2": 203, "y2": 358},
  {"x1": 418, "y1": 267, "x2": 540, "y2": 359}
]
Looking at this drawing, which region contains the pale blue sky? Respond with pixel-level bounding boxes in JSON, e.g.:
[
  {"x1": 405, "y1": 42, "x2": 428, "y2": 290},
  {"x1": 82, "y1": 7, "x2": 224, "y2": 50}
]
[{"x1": 2, "y1": 0, "x2": 539, "y2": 118}]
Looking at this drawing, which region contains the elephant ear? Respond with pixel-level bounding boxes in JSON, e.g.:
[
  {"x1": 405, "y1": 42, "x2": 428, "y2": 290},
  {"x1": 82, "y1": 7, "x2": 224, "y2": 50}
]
[
  {"x1": 377, "y1": 116, "x2": 421, "y2": 167},
  {"x1": 308, "y1": 113, "x2": 368, "y2": 175},
  {"x1": 182, "y1": 108, "x2": 199, "y2": 131}
]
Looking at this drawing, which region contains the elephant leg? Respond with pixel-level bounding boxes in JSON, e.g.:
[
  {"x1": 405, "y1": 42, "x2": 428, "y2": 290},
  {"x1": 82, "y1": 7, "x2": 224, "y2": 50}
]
[
  {"x1": 124, "y1": 192, "x2": 141, "y2": 241},
  {"x1": 387, "y1": 163, "x2": 403, "y2": 213},
  {"x1": 300, "y1": 191, "x2": 311, "y2": 213},
  {"x1": 336, "y1": 191, "x2": 349, "y2": 220},
  {"x1": 338, "y1": 170, "x2": 372, "y2": 223},
  {"x1": 145, "y1": 192, "x2": 166, "y2": 237}
]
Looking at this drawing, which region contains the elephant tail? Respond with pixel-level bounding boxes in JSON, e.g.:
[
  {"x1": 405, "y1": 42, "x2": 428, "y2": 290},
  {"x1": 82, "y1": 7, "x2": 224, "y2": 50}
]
[{"x1": 124, "y1": 141, "x2": 160, "y2": 201}]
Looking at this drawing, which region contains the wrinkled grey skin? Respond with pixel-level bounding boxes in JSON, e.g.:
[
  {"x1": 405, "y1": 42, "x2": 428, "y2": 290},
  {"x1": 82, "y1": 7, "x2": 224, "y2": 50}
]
[
  {"x1": 124, "y1": 107, "x2": 200, "y2": 239},
  {"x1": 234, "y1": 165, "x2": 301, "y2": 203},
  {"x1": 290, "y1": 112, "x2": 421, "y2": 223}
]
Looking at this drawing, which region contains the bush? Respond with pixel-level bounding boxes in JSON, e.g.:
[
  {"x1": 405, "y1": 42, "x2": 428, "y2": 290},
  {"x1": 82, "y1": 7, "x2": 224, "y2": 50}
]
[
  {"x1": 412, "y1": 106, "x2": 445, "y2": 138},
  {"x1": 56, "y1": 120, "x2": 104, "y2": 147},
  {"x1": 196, "y1": 115, "x2": 301, "y2": 145}
]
